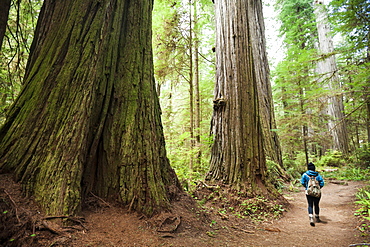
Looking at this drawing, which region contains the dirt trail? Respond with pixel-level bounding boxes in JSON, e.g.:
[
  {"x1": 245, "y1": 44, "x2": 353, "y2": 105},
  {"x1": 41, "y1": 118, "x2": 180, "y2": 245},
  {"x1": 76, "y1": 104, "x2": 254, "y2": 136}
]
[
  {"x1": 69, "y1": 180, "x2": 368, "y2": 247},
  {"x1": 241, "y1": 180, "x2": 369, "y2": 247},
  {"x1": 1, "y1": 173, "x2": 369, "y2": 247}
]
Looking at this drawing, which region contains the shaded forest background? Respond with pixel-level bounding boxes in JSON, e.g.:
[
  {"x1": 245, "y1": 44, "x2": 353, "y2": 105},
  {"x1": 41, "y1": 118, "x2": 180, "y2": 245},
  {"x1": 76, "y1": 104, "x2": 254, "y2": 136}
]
[{"x1": 0, "y1": 0, "x2": 369, "y2": 189}]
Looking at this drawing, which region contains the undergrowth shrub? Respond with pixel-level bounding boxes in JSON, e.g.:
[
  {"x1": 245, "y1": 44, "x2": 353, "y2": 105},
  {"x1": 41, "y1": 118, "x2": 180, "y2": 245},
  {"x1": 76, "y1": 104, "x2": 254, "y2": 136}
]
[
  {"x1": 355, "y1": 185, "x2": 370, "y2": 236},
  {"x1": 352, "y1": 144, "x2": 370, "y2": 168},
  {"x1": 315, "y1": 150, "x2": 346, "y2": 167},
  {"x1": 321, "y1": 165, "x2": 370, "y2": 181}
]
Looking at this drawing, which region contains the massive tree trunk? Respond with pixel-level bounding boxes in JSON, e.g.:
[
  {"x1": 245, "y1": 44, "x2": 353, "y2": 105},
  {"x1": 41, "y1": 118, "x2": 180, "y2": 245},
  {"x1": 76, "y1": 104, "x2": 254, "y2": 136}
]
[
  {"x1": 207, "y1": 0, "x2": 269, "y2": 193},
  {"x1": 314, "y1": 1, "x2": 349, "y2": 154},
  {"x1": 250, "y1": 0, "x2": 283, "y2": 168},
  {"x1": 0, "y1": 0, "x2": 181, "y2": 216},
  {"x1": 0, "y1": 0, "x2": 11, "y2": 50}
]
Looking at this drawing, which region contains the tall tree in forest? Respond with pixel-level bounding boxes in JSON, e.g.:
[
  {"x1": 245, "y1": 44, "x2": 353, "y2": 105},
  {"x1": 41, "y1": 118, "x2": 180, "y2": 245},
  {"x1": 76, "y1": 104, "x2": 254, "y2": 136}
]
[
  {"x1": 313, "y1": 0, "x2": 349, "y2": 154},
  {"x1": 250, "y1": 0, "x2": 283, "y2": 169},
  {"x1": 207, "y1": 0, "x2": 272, "y2": 192},
  {"x1": 153, "y1": 0, "x2": 215, "y2": 181},
  {"x1": 0, "y1": 0, "x2": 181, "y2": 216},
  {"x1": 330, "y1": 0, "x2": 370, "y2": 145},
  {"x1": 274, "y1": 0, "x2": 320, "y2": 163},
  {"x1": 0, "y1": 0, "x2": 11, "y2": 50}
]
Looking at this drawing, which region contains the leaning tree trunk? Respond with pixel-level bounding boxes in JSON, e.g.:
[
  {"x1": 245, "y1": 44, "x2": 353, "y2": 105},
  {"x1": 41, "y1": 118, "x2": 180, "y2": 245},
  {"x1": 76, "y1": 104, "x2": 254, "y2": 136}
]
[
  {"x1": 0, "y1": 0, "x2": 181, "y2": 216},
  {"x1": 207, "y1": 0, "x2": 269, "y2": 193},
  {"x1": 314, "y1": 1, "x2": 349, "y2": 154}
]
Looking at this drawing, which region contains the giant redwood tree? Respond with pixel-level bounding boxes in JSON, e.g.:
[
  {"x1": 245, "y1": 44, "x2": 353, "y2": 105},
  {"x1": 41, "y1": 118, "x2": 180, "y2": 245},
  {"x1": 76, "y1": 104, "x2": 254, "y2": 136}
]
[
  {"x1": 207, "y1": 0, "x2": 274, "y2": 193},
  {"x1": 0, "y1": 0, "x2": 181, "y2": 216}
]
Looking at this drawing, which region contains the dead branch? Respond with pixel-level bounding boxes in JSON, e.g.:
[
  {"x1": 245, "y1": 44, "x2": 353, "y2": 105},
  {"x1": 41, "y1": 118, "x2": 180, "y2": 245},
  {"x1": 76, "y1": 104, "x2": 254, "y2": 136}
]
[
  {"x1": 128, "y1": 195, "x2": 136, "y2": 212},
  {"x1": 90, "y1": 192, "x2": 112, "y2": 208},
  {"x1": 43, "y1": 216, "x2": 87, "y2": 230},
  {"x1": 41, "y1": 220, "x2": 63, "y2": 235},
  {"x1": 230, "y1": 225, "x2": 255, "y2": 234},
  {"x1": 4, "y1": 189, "x2": 20, "y2": 224},
  {"x1": 157, "y1": 216, "x2": 181, "y2": 233}
]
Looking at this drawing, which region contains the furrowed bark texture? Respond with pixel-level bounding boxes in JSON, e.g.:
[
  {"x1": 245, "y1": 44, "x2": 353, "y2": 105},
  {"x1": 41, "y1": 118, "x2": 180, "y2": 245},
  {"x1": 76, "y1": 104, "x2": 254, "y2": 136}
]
[
  {"x1": 249, "y1": 0, "x2": 283, "y2": 168},
  {"x1": 208, "y1": 0, "x2": 268, "y2": 192},
  {"x1": 0, "y1": 0, "x2": 180, "y2": 216}
]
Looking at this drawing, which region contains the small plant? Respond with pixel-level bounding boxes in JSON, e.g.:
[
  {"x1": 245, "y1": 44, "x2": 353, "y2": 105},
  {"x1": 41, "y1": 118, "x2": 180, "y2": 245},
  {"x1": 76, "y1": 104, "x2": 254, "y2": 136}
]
[{"x1": 354, "y1": 186, "x2": 370, "y2": 236}]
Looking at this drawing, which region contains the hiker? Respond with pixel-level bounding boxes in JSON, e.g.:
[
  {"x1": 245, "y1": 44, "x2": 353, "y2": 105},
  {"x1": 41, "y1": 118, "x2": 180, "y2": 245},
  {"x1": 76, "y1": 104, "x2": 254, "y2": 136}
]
[{"x1": 301, "y1": 162, "x2": 325, "y2": 226}]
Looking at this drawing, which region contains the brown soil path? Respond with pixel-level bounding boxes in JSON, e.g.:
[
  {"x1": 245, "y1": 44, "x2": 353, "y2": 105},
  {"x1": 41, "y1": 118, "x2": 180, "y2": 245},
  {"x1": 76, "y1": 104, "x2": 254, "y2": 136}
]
[
  {"x1": 69, "y1": 180, "x2": 368, "y2": 247},
  {"x1": 1, "y1": 173, "x2": 369, "y2": 247},
  {"x1": 239, "y1": 180, "x2": 369, "y2": 247}
]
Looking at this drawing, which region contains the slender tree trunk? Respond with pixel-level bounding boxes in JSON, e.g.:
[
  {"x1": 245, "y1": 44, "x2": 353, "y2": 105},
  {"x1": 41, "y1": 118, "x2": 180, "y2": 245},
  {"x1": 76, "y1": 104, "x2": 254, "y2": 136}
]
[
  {"x1": 188, "y1": 0, "x2": 194, "y2": 172},
  {"x1": 0, "y1": 0, "x2": 181, "y2": 216},
  {"x1": 0, "y1": 0, "x2": 11, "y2": 50},
  {"x1": 207, "y1": 0, "x2": 268, "y2": 193},
  {"x1": 314, "y1": 1, "x2": 349, "y2": 154},
  {"x1": 194, "y1": 1, "x2": 202, "y2": 167}
]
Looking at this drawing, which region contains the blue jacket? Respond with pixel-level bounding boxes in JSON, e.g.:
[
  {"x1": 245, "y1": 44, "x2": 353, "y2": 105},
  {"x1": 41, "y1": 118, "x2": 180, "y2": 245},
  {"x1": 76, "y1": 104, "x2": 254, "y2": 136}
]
[{"x1": 301, "y1": 170, "x2": 324, "y2": 190}]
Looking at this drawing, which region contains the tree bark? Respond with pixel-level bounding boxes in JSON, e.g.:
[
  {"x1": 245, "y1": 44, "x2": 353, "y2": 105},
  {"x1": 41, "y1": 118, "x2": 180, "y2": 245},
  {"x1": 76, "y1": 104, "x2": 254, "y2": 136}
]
[
  {"x1": 0, "y1": 0, "x2": 11, "y2": 50},
  {"x1": 0, "y1": 0, "x2": 181, "y2": 216},
  {"x1": 249, "y1": 0, "x2": 283, "y2": 168},
  {"x1": 207, "y1": 0, "x2": 268, "y2": 193},
  {"x1": 314, "y1": 1, "x2": 349, "y2": 154}
]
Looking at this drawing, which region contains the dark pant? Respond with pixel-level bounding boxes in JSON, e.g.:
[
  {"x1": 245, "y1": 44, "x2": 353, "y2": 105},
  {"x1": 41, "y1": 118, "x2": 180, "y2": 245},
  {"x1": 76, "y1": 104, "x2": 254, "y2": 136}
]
[{"x1": 306, "y1": 195, "x2": 321, "y2": 215}]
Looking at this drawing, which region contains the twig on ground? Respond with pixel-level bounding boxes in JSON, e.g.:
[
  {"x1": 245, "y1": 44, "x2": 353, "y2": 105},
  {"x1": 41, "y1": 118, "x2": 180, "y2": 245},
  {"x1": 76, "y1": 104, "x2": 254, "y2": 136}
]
[
  {"x1": 90, "y1": 192, "x2": 112, "y2": 208},
  {"x1": 128, "y1": 195, "x2": 136, "y2": 212},
  {"x1": 231, "y1": 225, "x2": 255, "y2": 234},
  {"x1": 43, "y1": 216, "x2": 87, "y2": 230},
  {"x1": 4, "y1": 189, "x2": 20, "y2": 224}
]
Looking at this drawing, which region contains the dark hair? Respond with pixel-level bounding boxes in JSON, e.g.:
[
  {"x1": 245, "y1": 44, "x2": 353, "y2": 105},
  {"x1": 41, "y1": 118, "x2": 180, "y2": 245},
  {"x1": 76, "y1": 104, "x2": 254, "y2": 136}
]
[{"x1": 307, "y1": 162, "x2": 315, "y2": 171}]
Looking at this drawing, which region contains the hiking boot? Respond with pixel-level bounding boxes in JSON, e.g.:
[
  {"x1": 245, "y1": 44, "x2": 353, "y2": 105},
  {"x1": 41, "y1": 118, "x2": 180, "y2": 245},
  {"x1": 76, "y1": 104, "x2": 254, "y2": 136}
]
[
  {"x1": 309, "y1": 216, "x2": 315, "y2": 226},
  {"x1": 315, "y1": 215, "x2": 321, "y2": 223}
]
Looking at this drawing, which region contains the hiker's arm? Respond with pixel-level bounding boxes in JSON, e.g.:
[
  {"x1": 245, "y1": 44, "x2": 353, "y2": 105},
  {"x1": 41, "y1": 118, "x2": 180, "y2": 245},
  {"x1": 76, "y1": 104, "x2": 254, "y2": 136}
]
[
  {"x1": 318, "y1": 175, "x2": 324, "y2": 188},
  {"x1": 300, "y1": 174, "x2": 307, "y2": 188}
]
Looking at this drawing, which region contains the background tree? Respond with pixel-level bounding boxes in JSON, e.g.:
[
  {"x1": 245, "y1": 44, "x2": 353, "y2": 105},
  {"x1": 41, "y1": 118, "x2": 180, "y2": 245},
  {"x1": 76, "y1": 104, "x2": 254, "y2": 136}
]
[
  {"x1": 330, "y1": 0, "x2": 370, "y2": 146},
  {"x1": 274, "y1": 0, "x2": 319, "y2": 164},
  {"x1": 314, "y1": 0, "x2": 349, "y2": 154},
  {"x1": 207, "y1": 0, "x2": 273, "y2": 193},
  {"x1": 0, "y1": 0, "x2": 41, "y2": 123},
  {"x1": 153, "y1": 0, "x2": 215, "y2": 183},
  {"x1": 0, "y1": 0, "x2": 181, "y2": 216},
  {"x1": 0, "y1": 0, "x2": 11, "y2": 50}
]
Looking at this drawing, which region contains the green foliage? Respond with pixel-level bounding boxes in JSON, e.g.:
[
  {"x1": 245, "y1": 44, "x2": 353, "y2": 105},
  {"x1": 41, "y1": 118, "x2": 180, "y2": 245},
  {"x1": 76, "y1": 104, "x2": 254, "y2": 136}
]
[
  {"x1": 276, "y1": 0, "x2": 317, "y2": 48},
  {"x1": 315, "y1": 150, "x2": 345, "y2": 167},
  {"x1": 354, "y1": 185, "x2": 370, "y2": 236},
  {"x1": 353, "y1": 144, "x2": 370, "y2": 168},
  {"x1": 239, "y1": 196, "x2": 285, "y2": 221},
  {"x1": 153, "y1": 0, "x2": 215, "y2": 183},
  {"x1": 322, "y1": 166, "x2": 370, "y2": 181},
  {"x1": 0, "y1": 0, "x2": 42, "y2": 124},
  {"x1": 266, "y1": 160, "x2": 287, "y2": 191}
]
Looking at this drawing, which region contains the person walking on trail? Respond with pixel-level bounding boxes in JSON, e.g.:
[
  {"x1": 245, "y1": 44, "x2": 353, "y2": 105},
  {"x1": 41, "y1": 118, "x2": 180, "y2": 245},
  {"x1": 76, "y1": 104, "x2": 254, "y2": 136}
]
[{"x1": 301, "y1": 162, "x2": 325, "y2": 226}]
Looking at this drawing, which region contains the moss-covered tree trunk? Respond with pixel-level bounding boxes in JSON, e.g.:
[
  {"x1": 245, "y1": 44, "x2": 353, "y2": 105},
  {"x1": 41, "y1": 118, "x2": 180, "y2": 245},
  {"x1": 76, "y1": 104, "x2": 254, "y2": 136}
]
[
  {"x1": 207, "y1": 0, "x2": 270, "y2": 193},
  {"x1": 0, "y1": 0, "x2": 181, "y2": 216}
]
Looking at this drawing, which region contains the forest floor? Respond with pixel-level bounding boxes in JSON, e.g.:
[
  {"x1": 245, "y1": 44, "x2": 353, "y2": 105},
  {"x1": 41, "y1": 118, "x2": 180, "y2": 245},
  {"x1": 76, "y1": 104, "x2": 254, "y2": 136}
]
[{"x1": 1, "y1": 173, "x2": 369, "y2": 247}]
